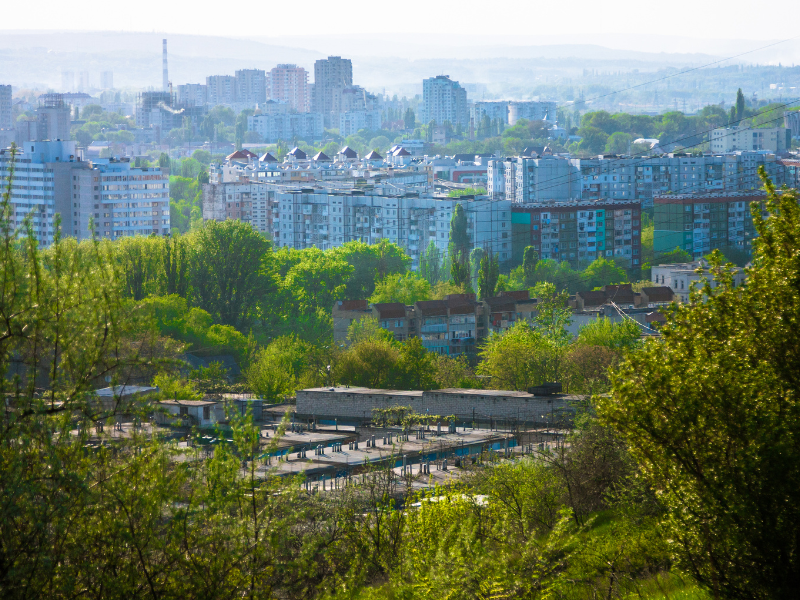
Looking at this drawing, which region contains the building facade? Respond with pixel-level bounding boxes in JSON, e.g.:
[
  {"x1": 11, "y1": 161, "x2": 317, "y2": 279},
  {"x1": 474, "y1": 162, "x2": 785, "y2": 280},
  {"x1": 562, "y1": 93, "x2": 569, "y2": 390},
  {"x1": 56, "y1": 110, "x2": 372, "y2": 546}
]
[
  {"x1": 206, "y1": 75, "x2": 236, "y2": 106},
  {"x1": 247, "y1": 113, "x2": 324, "y2": 143},
  {"x1": 421, "y1": 76, "x2": 468, "y2": 128},
  {"x1": 511, "y1": 200, "x2": 642, "y2": 267},
  {"x1": 36, "y1": 94, "x2": 71, "y2": 141},
  {"x1": 269, "y1": 64, "x2": 310, "y2": 112},
  {"x1": 177, "y1": 83, "x2": 208, "y2": 107},
  {"x1": 653, "y1": 191, "x2": 767, "y2": 260},
  {"x1": 710, "y1": 125, "x2": 790, "y2": 153},
  {"x1": 508, "y1": 101, "x2": 558, "y2": 126},
  {"x1": 0, "y1": 85, "x2": 12, "y2": 130},
  {"x1": 235, "y1": 69, "x2": 268, "y2": 105},
  {"x1": 339, "y1": 110, "x2": 382, "y2": 137},
  {"x1": 312, "y1": 56, "x2": 353, "y2": 127}
]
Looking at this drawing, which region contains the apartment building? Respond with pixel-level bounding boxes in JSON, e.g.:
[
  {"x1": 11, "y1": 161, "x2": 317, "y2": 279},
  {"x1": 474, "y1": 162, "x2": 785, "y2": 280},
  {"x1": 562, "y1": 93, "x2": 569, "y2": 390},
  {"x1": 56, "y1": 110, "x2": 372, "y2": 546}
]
[
  {"x1": 36, "y1": 94, "x2": 71, "y2": 141},
  {"x1": 786, "y1": 111, "x2": 800, "y2": 139},
  {"x1": 651, "y1": 260, "x2": 746, "y2": 303},
  {"x1": 508, "y1": 101, "x2": 558, "y2": 126},
  {"x1": 246, "y1": 113, "x2": 324, "y2": 143},
  {"x1": 177, "y1": 83, "x2": 208, "y2": 107},
  {"x1": 421, "y1": 76, "x2": 468, "y2": 128},
  {"x1": 0, "y1": 85, "x2": 11, "y2": 130},
  {"x1": 710, "y1": 125, "x2": 790, "y2": 153},
  {"x1": 235, "y1": 69, "x2": 267, "y2": 105},
  {"x1": 206, "y1": 75, "x2": 236, "y2": 105},
  {"x1": 313, "y1": 57, "x2": 353, "y2": 127},
  {"x1": 269, "y1": 64, "x2": 310, "y2": 112},
  {"x1": 653, "y1": 191, "x2": 767, "y2": 260},
  {"x1": 0, "y1": 141, "x2": 170, "y2": 245},
  {"x1": 471, "y1": 101, "x2": 510, "y2": 126},
  {"x1": 339, "y1": 110, "x2": 382, "y2": 137},
  {"x1": 510, "y1": 199, "x2": 642, "y2": 267},
  {"x1": 201, "y1": 181, "x2": 271, "y2": 237}
]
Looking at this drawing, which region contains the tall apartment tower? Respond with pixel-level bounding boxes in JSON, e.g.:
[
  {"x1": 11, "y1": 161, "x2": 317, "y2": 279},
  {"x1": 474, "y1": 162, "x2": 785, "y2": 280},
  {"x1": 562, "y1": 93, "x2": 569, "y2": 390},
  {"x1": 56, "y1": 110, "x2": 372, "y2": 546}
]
[
  {"x1": 101, "y1": 71, "x2": 114, "y2": 90},
  {"x1": 61, "y1": 71, "x2": 74, "y2": 93},
  {"x1": 0, "y1": 85, "x2": 12, "y2": 130},
  {"x1": 422, "y1": 75, "x2": 468, "y2": 128},
  {"x1": 162, "y1": 39, "x2": 169, "y2": 92},
  {"x1": 78, "y1": 71, "x2": 90, "y2": 93},
  {"x1": 313, "y1": 56, "x2": 353, "y2": 127},
  {"x1": 235, "y1": 69, "x2": 267, "y2": 105},
  {"x1": 37, "y1": 94, "x2": 71, "y2": 141},
  {"x1": 206, "y1": 75, "x2": 236, "y2": 105},
  {"x1": 269, "y1": 64, "x2": 309, "y2": 112}
]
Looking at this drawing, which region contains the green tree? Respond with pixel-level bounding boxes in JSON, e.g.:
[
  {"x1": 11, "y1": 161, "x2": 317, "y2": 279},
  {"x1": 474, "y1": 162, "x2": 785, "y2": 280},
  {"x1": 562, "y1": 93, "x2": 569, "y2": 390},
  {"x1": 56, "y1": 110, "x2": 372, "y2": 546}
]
[
  {"x1": 284, "y1": 248, "x2": 353, "y2": 314},
  {"x1": 394, "y1": 337, "x2": 437, "y2": 390},
  {"x1": 187, "y1": 220, "x2": 274, "y2": 329},
  {"x1": 332, "y1": 240, "x2": 409, "y2": 300},
  {"x1": 604, "y1": 131, "x2": 632, "y2": 154},
  {"x1": 158, "y1": 152, "x2": 170, "y2": 168},
  {"x1": 477, "y1": 252, "x2": 499, "y2": 300},
  {"x1": 523, "y1": 246, "x2": 539, "y2": 286},
  {"x1": 599, "y1": 172, "x2": 800, "y2": 599},
  {"x1": 581, "y1": 256, "x2": 628, "y2": 290},
  {"x1": 420, "y1": 240, "x2": 444, "y2": 285},
  {"x1": 246, "y1": 335, "x2": 308, "y2": 401},
  {"x1": 469, "y1": 247, "x2": 485, "y2": 290},
  {"x1": 404, "y1": 108, "x2": 416, "y2": 130},
  {"x1": 735, "y1": 87, "x2": 746, "y2": 123},
  {"x1": 370, "y1": 272, "x2": 431, "y2": 305},
  {"x1": 576, "y1": 317, "x2": 641, "y2": 350},
  {"x1": 448, "y1": 203, "x2": 471, "y2": 290}
]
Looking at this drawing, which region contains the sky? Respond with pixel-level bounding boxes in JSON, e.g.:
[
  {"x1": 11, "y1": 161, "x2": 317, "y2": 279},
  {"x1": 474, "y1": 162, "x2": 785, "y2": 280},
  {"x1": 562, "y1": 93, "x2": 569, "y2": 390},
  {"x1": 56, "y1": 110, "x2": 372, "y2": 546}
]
[{"x1": 2, "y1": 0, "x2": 797, "y2": 43}]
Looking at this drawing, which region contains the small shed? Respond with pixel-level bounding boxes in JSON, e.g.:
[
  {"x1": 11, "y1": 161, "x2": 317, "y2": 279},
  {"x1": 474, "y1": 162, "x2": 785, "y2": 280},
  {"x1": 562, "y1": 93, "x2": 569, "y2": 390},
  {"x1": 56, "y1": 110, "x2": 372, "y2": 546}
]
[{"x1": 156, "y1": 400, "x2": 218, "y2": 427}]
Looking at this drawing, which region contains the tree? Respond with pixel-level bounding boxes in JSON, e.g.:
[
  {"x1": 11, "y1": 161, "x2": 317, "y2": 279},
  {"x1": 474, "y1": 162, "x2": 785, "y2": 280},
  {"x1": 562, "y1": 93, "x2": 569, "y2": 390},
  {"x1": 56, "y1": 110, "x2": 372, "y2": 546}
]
[
  {"x1": 581, "y1": 257, "x2": 627, "y2": 290},
  {"x1": 420, "y1": 240, "x2": 443, "y2": 285},
  {"x1": 370, "y1": 273, "x2": 431, "y2": 305},
  {"x1": 604, "y1": 132, "x2": 632, "y2": 155},
  {"x1": 283, "y1": 248, "x2": 353, "y2": 315},
  {"x1": 394, "y1": 337, "x2": 437, "y2": 390},
  {"x1": 598, "y1": 172, "x2": 800, "y2": 599},
  {"x1": 577, "y1": 126, "x2": 609, "y2": 155},
  {"x1": 449, "y1": 203, "x2": 471, "y2": 290},
  {"x1": 403, "y1": 108, "x2": 416, "y2": 130},
  {"x1": 332, "y1": 240, "x2": 409, "y2": 300},
  {"x1": 158, "y1": 152, "x2": 170, "y2": 169},
  {"x1": 477, "y1": 252, "x2": 499, "y2": 300},
  {"x1": 523, "y1": 246, "x2": 539, "y2": 286},
  {"x1": 336, "y1": 338, "x2": 399, "y2": 388},
  {"x1": 576, "y1": 317, "x2": 641, "y2": 351},
  {"x1": 735, "y1": 87, "x2": 746, "y2": 123},
  {"x1": 469, "y1": 247, "x2": 485, "y2": 290},
  {"x1": 187, "y1": 220, "x2": 274, "y2": 329},
  {"x1": 246, "y1": 336, "x2": 308, "y2": 401}
]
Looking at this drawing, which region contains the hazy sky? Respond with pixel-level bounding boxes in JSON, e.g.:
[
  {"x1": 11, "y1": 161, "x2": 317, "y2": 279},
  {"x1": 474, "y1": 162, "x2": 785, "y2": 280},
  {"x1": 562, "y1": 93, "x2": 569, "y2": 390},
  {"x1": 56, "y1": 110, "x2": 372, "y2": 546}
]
[{"x1": 3, "y1": 0, "x2": 797, "y2": 41}]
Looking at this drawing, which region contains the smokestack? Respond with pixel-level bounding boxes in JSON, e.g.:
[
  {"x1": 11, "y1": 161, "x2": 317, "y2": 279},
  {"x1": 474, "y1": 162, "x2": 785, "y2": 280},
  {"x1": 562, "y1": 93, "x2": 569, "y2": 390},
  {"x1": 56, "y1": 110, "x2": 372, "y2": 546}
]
[{"x1": 162, "y1": 39, "x2": 169, "y2": 92}]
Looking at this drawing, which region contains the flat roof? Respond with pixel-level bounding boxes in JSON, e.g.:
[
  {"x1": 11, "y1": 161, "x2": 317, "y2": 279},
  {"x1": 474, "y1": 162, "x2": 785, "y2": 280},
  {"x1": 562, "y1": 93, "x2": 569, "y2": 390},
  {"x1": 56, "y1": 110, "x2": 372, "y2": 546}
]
[
  {"x1": 158, "y1": 400, "x2": 218, "y2": 406},
  {"x1": 302, "y1": 387, "x2": 577, "y2": 400},
  {"x1": 95, "y1": 385, "x2": 157, "y2": 397},
  {"x1": 302, "y1": 387, "x2": 423, "y2": 397}
]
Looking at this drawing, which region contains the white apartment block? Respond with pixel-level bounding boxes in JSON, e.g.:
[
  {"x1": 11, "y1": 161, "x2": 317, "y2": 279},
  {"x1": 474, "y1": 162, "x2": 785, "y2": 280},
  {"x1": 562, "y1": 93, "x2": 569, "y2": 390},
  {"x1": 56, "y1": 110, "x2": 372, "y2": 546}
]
[
  {"x1": 651, "y1": 260, "x2": 746, "y2": 304},
  {"x1": 269, "y1": 64, "x2": 310, "y2": 112},
  {"x1": 0, "y1": 141, "x2": 170, "y2": 246},
  {"x1": 177, "y1": 83, "x2": 208, "y2": 107},
  {"x1": 339, "y1": 110, "x2": 382, "y2": 137},
  {"x1": 422, "y1": 76, "x2": 468, "y2": 128},
  {"x1": 710, "y1": 125, "x2": 789, "y2": 153},
  {"x1": 0, "y1": 85, "x2": 12, "y2": 130},
  {"x1": 202, "y1": 184, "x2": 512, "y2": 269},
  {"x1": 100, "y1": 71, "x2": 114, "y2": 90},
  {"x1": 471, "y1": 101, "x2": 510, "y2": 125},
  {"x1": 235, "y1": 69, "x2": 267, "y2": 105},
  {"x1": 206, "y1": 75, "x2": 236, "y2": 105},
  {"x1": 247, "y1": 113, "x2": 324, "y2": 143},
  {"x1": 313, "y1": 57, "x2": 353, "y2": 127},
  {"x1": 508, "y1": 101, "x2": 558, "y2": 126}
]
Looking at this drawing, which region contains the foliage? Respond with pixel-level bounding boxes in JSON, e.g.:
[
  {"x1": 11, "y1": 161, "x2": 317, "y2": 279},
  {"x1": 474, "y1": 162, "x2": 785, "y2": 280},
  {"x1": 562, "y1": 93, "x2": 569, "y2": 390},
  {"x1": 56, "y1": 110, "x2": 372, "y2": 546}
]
[
  {"x1": 576, "y1": 317, "x2": 641, "y2": 350},
  {"x1": 477, "y1": 251, "x2": 500, "y2": 300},
  {"x1": 246, "y1": 335, "x2": 310, "y2": 401},
  {"x1": 448, "y1": 187, "x2": 487, "y2": 197},
  {"x1": 370, "y1": 272, "x2": 431, "y2": 305},
  {"x1": 419, "y1": 240, "x2": 444, "y2": 285},
  {"x1": 599, "y1": 171, "x2": 800, "y2": 599},
  {"x1": 331, "y1": 240, "x2": 409, "y2": 300}
]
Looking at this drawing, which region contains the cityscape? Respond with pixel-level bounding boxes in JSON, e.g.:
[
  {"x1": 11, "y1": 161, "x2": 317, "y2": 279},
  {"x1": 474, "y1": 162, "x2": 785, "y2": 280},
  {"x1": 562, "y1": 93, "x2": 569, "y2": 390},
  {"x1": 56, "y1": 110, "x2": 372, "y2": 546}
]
[{"x1": 1, "y1": 6, "x2": 800, "y2": 599}]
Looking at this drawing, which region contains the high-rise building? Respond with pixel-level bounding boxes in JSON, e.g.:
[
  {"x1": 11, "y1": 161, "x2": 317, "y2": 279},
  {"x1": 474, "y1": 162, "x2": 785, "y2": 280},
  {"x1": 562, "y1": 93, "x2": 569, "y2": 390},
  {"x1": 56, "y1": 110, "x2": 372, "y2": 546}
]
[
  {"x1": 0, "y1": 141, "x2": 170, "y2": 245},
  {"x1": 508, "y1": 101, "x2": 558, "y2": 126},
  {"x1": 177, "y1": 83, "x2": 208, "y2": 107},
  {"x1": 0, "y1": 85, "x2": 12, "y2": 130},
  {"x1": 206, "y1": 75, "x2": 236, "y2": 105},
  {"x1": 135, "y1": 91, "x2": 178, "y2": 141},
  {"x1": 312, "y1": 56, "x2": 353, "y2": 127},
  {"x1": 710, "y1": 125, "x2": 790, "y2": 153},
  {"x1": 78, "y1": 71, "x2": 90, "y2": 93},
  {"x1": 61, "y1": 71, "x2": 74, "y2": 93},
  {"x1": 246, "y1": 113, "x2": 324, "y2": 143},
  {"x1": 101, "y1": 71, "x2": 114, "y2": 90},
  {"x1": 37, "y1": 94, "x2": 71, "y2": 141},
  {"x1": 235, "y1": 69, "x2": 267, "y2": 105},
  {"x1": 421, "y1": 75, "x2": 468, "y2": 128},
  {"x1": 268, "y1": 64, "x2": 309, "y2": 112}
]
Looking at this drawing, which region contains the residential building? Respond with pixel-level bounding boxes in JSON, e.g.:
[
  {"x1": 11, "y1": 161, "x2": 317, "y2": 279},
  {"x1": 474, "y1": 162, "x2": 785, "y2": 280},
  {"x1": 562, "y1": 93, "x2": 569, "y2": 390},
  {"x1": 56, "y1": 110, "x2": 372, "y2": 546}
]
[
  {"x1": 710, "y1": 125, "x2": 790, "y2": 153},
  {"x1": 653, "y1": 191, "x2": 767, "y2": 260},
  {"x1": 200, "y1": 181, "x2": 271, "y2": 236},
  {"x1": 332, "y1": 299, "x2": 372, "y2": 342},
  {"x1": 100, "y1": 71, "x2": 114, "y2": 90},
  {"x1": 246, "y1": 113, "x2": 324, "y2": 143},
  {"x1": 510, "y1": 199, "x2": 642, "y2": 267},
  {"x1": 269, "y1": 64, "x2": 310, "y2": 113},
  {"x1": 235, "y1": 69, "x2": 267, "y2": 105},
  {"x1": 651, "y1": 260, "x2": 746, "y2": 303},
  {"x1": 471, "y1": 101, "x2": 510, "y2": 126},
  {"x1": 313, "y1": 56, "x2": 353, "y2": 127},
  {"x1": 508, "y1": 101, "x2": 558, "y2": 126},
  {"x1": 36, "y1": 94, "x2": 71, "y2": 141},
  {"x1": 0, "y1": 141, "x2": 169, "y2": 246},
  {"x1": 785, "y1": 111, "x2": 800, "y2": 139},
  {"x1": 78, "y1": 71, "x2": 90, "y2": 93},
  {"x1": 421, "y1": 76, "x2": 468, "y2": 128},
  {"x1": 177, "y1": 83, "x2": 208, "y2": 107},
  {"x1": 61, "y1": 71, "x2": 74, "y2": 93},
  {"x1": 0, "y1": 85, "x2": 12, "y2": 130},
  {"x1": 339, "y1": 110, "x2": 382, "y2": 137},
  {"x1": 135, "y1": 91, "x2": 179, "y2": 141},
  {"x1": 506, "y1": 156, "x2": 579, "y2": 203},
  {"x1": 206, "y1": 75, "x2": 236, "y2": 105}
]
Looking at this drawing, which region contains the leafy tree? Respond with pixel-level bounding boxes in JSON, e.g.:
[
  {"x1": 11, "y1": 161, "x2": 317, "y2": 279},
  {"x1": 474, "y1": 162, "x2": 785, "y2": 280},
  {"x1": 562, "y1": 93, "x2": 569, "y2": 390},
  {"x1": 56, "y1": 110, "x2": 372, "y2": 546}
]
[
  {"x1": 469, "y1": 247, "x2": 485, "y2": 290},
  {"x1": 581, "y1": 256, "x2": 627, "y2": 290},
  {"x1": 419, "y1": 240, "x2": 444, "y2": 285},
  {"x1": 448, "y1": 203, "x2": 471, "y2": 290},
  {"x1": 604, "y1": 131, "x2": 632, "y2": 154},
  {"x1": 577, "y1": 126, "x2": 609, "y2": 155},
  {"x1": 332, "y1": 240, "x2": 409, "y2": 300},
  {"x1": 246, "y1": 335, "x2": 308, "y2": 401},
  {"x1": 403, "y1": 108, "x2": 416, "y2": 130},
  {"x1": 336, "y1": 338, "x2": 399, "y2": 388},
  {"x1": 187, "y1": 220, "x2": 274, "y2": 329},
  {"x1": 523, "y1": 246, "x2": 539, "y2": 286},
  {"x1": 158, "y1": 152, "x2": 170, "y2": 168},
  {"x1": 576, "y1": 317, "x2": 641, "y2": 350},
  {"x1": 394, "y1": 337, "x2": 437, "y2": 390},
  {"x1": 599, "y1": 172, "x2": 800, "y2": 599},
  {"x1": 477, "y1": 252, "x2": 499, "y2": 300},
  {"x1": 735, "y1": 87, "x2": 746, "y2": 123},
  {"x1": 284, "y1": 248, "x2": 353, "y2": 314},
  {"x1": 370, "y1": 272, "x2": 431, "y2": 305}
]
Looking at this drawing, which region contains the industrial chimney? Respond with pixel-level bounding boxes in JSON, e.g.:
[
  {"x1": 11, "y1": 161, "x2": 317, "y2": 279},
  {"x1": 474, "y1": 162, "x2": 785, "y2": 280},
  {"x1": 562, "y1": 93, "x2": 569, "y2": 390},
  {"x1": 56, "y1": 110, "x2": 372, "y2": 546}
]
[{"x1": 162, "y1": 39, "x2": 169, "y2": 92}]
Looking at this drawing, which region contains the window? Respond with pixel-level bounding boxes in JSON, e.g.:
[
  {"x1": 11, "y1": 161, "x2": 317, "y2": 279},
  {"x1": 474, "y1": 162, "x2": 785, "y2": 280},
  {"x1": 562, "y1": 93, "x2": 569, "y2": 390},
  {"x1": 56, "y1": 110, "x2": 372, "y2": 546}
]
[
  {"x1": 179, "y1": 406, "x2": 188, "y2": 417},
  {"x1": 203, "y1": 406, "x2": 210, "y2": 420}
]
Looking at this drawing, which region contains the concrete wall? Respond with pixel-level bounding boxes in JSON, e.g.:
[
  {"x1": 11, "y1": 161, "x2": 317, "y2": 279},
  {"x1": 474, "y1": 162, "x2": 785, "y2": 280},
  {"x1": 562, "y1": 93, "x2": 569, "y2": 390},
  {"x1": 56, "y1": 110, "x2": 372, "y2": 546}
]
[{"x1": 296, "y1": 388, "x2": 575, "y2": 424}]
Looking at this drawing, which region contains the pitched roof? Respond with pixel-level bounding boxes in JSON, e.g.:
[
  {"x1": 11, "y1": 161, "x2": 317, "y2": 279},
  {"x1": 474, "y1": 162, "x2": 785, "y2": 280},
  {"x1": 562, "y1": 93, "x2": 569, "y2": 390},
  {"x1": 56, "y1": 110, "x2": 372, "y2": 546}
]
[
  {"x1": 365, "y1": 150, "x2": 383, "y2": 160},
  {"x1": 259, "y1": 152, "x2": 277, "y2": 162},
  {"x1": 501, "y1": 290, "x2": 530, "y2": 300},
  {"x1": 312, "y1": 151, "x2": 331, "y2": 161},
  {"x1": 485, "y1": 296, "x2": 517, "y2": 312},
  {"x1": 603, "y1": 284, "x2": 637, "y2": 304},
  {"x1": 415, "y1": 299, "x2": 448, "y2": 316},
  {"x1": 373, "y1": 302, "x2": 407, "y2": 319},
  {"x1": 577, "y1": 290, "x2": 607, "y2": 307},
  {"x1": 393, "y1": 147, "x2": 411, "y2": 156},
  {"x1": 226, "y1": 149, "x2": 256, "y2": 161},
  {"x1": 339, "y1": 146, "x2": 358, "y2": 159},
  {"x1": 335, "y1": 299, "x2": 369, "y2": 311},
  {"x1": 641, "y1": 286, "x2": 674, "y2": 302},
  {"x1": 288, "y1": 147, "x2": 307, "y2": 159}
]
